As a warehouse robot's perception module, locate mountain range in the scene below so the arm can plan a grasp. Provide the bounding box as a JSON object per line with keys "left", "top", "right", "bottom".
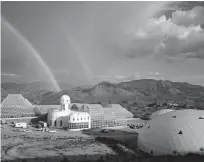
{"left": 1, "top": 79, "right": 204, "bottom": 117}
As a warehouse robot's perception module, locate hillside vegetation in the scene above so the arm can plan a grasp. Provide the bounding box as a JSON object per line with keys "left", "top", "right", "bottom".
{"left": 1, "top": 79, "right": 204, "bottom": 117}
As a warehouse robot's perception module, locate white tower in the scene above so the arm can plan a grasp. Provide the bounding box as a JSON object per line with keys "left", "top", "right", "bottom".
{"left": 60, "top": 95, "right": 71, "bottom": 113}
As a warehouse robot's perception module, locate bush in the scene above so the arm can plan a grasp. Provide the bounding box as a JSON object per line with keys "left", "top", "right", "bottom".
{"left": 71, "top": 104, "right": 79, "bottom": 111}
{"left": 1, "top": 119, "right": 6, "bottom": 125}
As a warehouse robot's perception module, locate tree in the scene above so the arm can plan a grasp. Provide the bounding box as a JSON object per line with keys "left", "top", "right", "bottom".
{"left": 71, "top": 104, "right": 79, "bottom": 111}
{"left": 81, "top": 105, "right": 90, "bottom": 112}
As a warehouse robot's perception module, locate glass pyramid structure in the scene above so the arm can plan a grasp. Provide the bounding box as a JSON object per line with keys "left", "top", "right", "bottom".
{"left": 1, "top": 94, "right": 35, "bottom": 118}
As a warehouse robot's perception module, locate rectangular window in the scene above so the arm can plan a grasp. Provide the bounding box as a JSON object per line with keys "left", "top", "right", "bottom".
{"left": 69, "top": 122, "right": 89, "bottom": 129}
{"left": 54, "top": 120, "right": 56, "bottom": 127}
{"left": 60, "top": 120, "right": 62, "bottom": 126}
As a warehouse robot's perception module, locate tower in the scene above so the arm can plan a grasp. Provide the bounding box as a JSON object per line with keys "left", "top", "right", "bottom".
{"left": 60, "top": 95, "right": 71, "bottom": 113}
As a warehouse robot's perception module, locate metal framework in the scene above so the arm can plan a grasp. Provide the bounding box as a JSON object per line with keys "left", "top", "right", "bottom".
{"left": 91, "top": 112, "right": 127, "bottom": 128}
{"left": 1, "top": 94, "right": 35, "bottom": 119}
{"left": 68, "top": 122, "right": 89, "bottom": 129}
{"left": 1, "top": 107, "right": 36, "bottom": 118}
{"left": 1, "top": 95, "right": 131, "bottom": 129}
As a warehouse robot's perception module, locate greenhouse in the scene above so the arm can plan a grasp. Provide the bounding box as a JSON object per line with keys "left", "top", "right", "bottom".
{"left": 1, "top": 94, "right": 132, "bottom": 129}
{"left": 70, "top": 103, "right": 129, "bottom": 128}
{"left": 1, "top": 94, "right": 35, "bottom": 118}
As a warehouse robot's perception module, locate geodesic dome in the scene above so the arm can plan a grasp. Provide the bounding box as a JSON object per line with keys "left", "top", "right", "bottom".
{"left": 138, "top": 109, "right": 204, "bottom": 156}
{"left": 150, "top": 109, "right": 175, "bottom": 119}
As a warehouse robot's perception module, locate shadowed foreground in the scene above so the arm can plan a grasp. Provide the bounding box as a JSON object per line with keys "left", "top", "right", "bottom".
{"left": 1, "top": 123, "right": 204, "bottom": 162}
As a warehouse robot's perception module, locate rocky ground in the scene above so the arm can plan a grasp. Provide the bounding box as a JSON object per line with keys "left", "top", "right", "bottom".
{"left": 1, "top": 120, "right": 204, "bottom": 162}
{"left": 1, "top": 123, "right": 116, "bottom": 162}
{"left": 1, "top": 122, "right": 139, "bottom": 162}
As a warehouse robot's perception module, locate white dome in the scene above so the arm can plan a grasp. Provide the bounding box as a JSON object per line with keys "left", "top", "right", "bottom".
{"left": 138, "top": 109, "right": 204, "bottom": 156}
{"left": 60, "top": 95, "right": 71, "bottom": 105}
{"left": 33, "top": 107, "right": 41, "bottom": 115}
{"left": 150, "top": 109, "right": 175, "bottom": 119}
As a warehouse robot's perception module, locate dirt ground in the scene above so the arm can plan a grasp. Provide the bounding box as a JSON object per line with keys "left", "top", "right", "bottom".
{"left": 1, "top": 121, "right": 140, "bottom": 162}
{"left": 1, "top": 123, "right": 117, "bottom": 161}
{"left": 1, "top": 119, "right": 204, "bottom": 162}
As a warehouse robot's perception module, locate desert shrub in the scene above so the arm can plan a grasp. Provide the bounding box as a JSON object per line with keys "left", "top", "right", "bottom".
{"left": 1, "top": 119, "right": 6, "bottom": 125}
{"left": 71, "top": 104, "right": 79, "bottom": 111}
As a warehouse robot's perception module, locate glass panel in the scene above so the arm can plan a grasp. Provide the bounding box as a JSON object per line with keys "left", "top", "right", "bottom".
{"left": 69, "top": 122, "right": 89, "bottom": 129}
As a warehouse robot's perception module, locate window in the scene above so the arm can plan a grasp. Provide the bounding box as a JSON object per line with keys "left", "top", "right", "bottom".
{"left": 60, "top": 120, "right": 62, "bottom": 126}
{"left": 54, "top": 120, "right": 57, "bottom": 127}
{"left": 69, "top": 122, "right": 89, "bottom": 130}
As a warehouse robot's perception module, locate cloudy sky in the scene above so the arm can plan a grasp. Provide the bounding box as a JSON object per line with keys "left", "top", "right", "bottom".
{"left": 1, "top": 1, "right": 204, "bottom": 90}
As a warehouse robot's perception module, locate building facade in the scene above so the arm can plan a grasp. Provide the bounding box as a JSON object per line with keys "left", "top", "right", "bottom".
{"left": 47, "top": 95, "right": 91, "bottom": 131}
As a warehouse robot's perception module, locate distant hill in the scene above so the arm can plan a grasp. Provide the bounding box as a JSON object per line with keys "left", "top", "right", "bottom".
{"left": 1, "top": 81, "right": 77, "bottom": 92}
{"left": 1, "top": 88, "right": 8, "bottom": 102}
{"left": 1, "top": 79, "right": 204, "bottom": 117}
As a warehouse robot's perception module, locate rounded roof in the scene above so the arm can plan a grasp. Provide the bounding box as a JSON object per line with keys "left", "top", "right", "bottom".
{"left": 69, "top": 112, "right": 90, "bottom": 122}
{"left": 60, "top": 95, "right": 70, "bottom": 104}
{"left": 150, "top": 109, "right": 175, "bottom": 119}
{"left": 33, "top": 107, "right": 43, "bottom": 115}
{"left": 70, "top": 111, "right": 90, "bottom": 117}
{"left": 138, "top": 109, "right": 204, "bottom": 156}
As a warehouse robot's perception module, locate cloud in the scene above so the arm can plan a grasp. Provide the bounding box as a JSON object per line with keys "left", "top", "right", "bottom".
{"left": 124, "top": 71, "right": 164, "bottom": 81}
{"left": 122, "top": 6, "right": 204, "bottom": 60}
{"left": 154, "top": 2, "right": 204, "bottom": 20}
{"left": 148, "top": 71, "right": 160, "bottom": 76}
{"left": 134, "top": 29, "right": 147, "bottom": 39}
{"left": 171, "top": 74, "right": 204, "bottom": 85}
{"left": 1, "top": 73, "right": 21, "bottom": 77}
{"left": 171, "top": 6, "right": 204, "bottom": 26}
{"left": 146, "top": 71, "right": 164, "bottom": 80}
{"left": 93, "top": 75, "right": 128, "bottom": 83}
{"left": 94, "top": 71, "right": 164, "bottom": 83}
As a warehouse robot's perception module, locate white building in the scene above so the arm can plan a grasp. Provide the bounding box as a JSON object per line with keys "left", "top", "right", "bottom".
{"left": 15, "top": 122, "right": 27, "bottom": 129}
{"left": 47, "top": 95, "right": 91, "bottom": 131}
{"left": 149, "top": 109, "right": 175, "bottom": 119}
{"left": 138, "top": 109, "right": 204, "bottom": 156}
